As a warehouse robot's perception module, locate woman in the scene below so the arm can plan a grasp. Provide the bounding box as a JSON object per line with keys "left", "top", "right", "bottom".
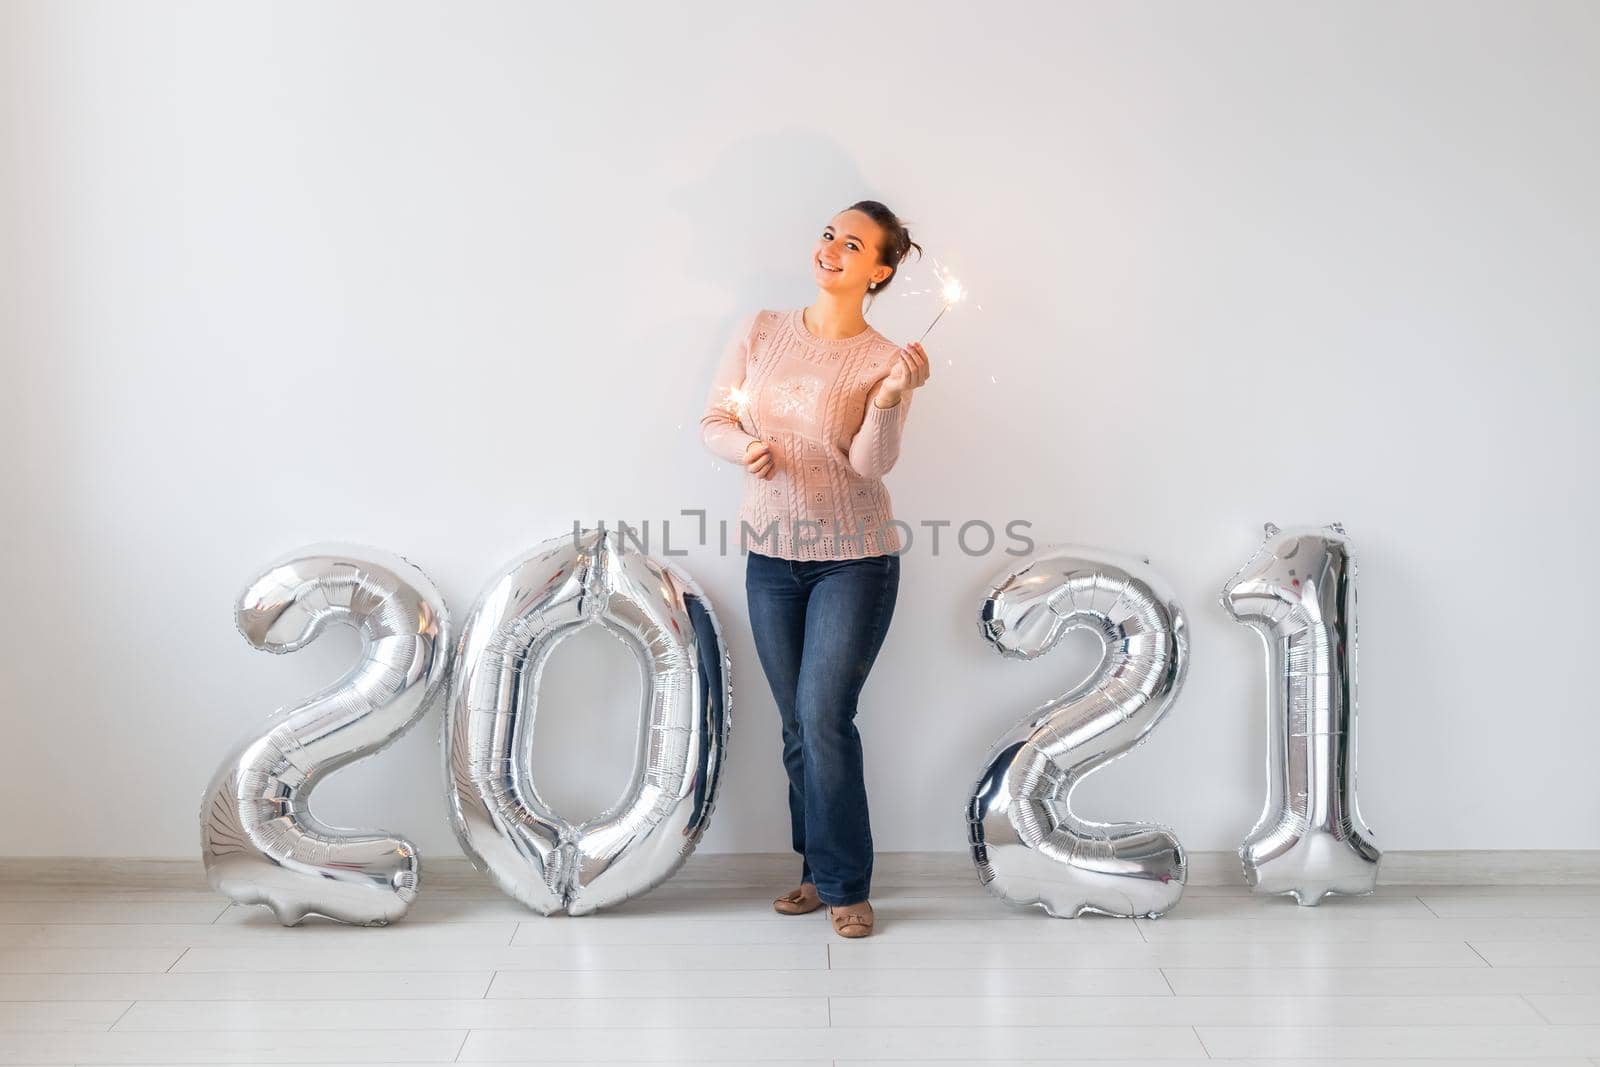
{"left": 698, "top": 200, "right": 931, "bottom": 938}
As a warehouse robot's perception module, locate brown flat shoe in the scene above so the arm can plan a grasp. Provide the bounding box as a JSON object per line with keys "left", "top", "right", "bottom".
{"left": 773, "top": 883, "right": 823, "bottom": 915}
{"left": 829, "top": 900, "right": 875, "bottom": 938}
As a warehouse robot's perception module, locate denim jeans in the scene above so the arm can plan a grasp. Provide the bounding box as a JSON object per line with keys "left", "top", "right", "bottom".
{"left": 744, "top": 549, "right": 900, "bottom": 906}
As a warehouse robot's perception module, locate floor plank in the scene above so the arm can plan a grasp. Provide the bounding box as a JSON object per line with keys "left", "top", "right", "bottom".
{"left": 114, "top": 996, "right": 828, "bottom": 1031}
{"left": 1138, "top": 916, "right": 1600, "bottom": 943}
{"left": 172, "top": 943, "right": 829, "bottom": 973}
{"left": 0, "top": 949, "right": 183, "bottom": 974}
{"left": 508, "top": 915, "right": 1144, "bottom": 946}
{"left": 1165, "top": 965, "right": 1600, "bottom": 996}
{"left": 840, "top": 1061, "right": 1593, "bottom": 1067}
{"left": 1473, "top": 940, "right": 1600, "bottom": 966}
{"left": 1528, "top": 995, "right": 1600, "bottom": 1023}
{"left": 0, "top": 1027, "right": 467, "bottom": 1063}
{"left": 1197, "top": 1023, "right": 1600, "bottom": 1059}
{"left": 0, "top": 1000, "right": 129, "bottom": 1031}
{"left": 458, "top": 1024, "right": 1209, "bottom": 1060}
{"left": 0, "top": 902, "right": 229, "bottom": 925}
{"left": 0, "top": 922, "right": 523, "bottom": 949}
{"left": 486, "top": 967, "right": 1173, "bottom": 998}
{"left": 0, "top": 971, "right": 493, "bottom": 1001}
{"left": 1420, "top": 893, "right": 1600, "bottom": 917}
{"left": 827, "top": 940, "right": 1490, "bottom": 969}
{"left": 826, "top": 993, "right": 1542, "bottom": 1027}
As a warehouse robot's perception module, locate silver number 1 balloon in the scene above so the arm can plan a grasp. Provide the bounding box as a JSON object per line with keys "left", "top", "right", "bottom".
{"left": 444, "top": 527, "right": 731, "bottom": 915}
{"left": 200, "top": 545, "right": 452, "bottom": 925}
{"left": 1222, "top": 522, "right": 1380, "bottom": 904}
{"left": 967, "top": 547, "right": 1190, "bottom": 918}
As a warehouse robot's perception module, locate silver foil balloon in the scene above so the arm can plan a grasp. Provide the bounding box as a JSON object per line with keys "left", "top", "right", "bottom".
{"left": 444, "top": 527, "right": 731, "bottom": 916}
{"left": 967, "top": 547, "right": 1190, "bottom": 918}
{"left": 200, "top": 545, "right": 451, "bottom": 926}
{"left": 1223, "top": 522, "right": 1380, "bottom": 905}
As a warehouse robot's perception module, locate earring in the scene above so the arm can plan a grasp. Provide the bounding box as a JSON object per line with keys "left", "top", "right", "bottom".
{"left": 869, "top": 281, "right": 877, "bottom": 290}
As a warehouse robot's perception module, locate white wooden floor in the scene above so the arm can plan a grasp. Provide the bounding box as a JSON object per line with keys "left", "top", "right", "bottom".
{"left": 1, "top": 871, "right": 1598, "bottom": 1065}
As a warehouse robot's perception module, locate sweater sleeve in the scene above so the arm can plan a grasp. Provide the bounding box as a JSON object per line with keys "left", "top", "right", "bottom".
{"left": 846, "top": 386, "right": 913, "bottom": 479}
{"left": 698, "top": 312, "right": 763, "bottom": 465}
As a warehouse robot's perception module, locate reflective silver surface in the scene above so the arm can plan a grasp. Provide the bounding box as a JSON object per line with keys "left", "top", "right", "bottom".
{"left": 444, "top": 527, "right": 731, "bottom": 916}
{"left": 200, "top": 545, "right": 452, "bottom": 926}
{"left": 1222, "top": 522, "right": 1380, "bottom": 905}
{"left": 967, "top": 547, "right": 1190, "bottom": 918}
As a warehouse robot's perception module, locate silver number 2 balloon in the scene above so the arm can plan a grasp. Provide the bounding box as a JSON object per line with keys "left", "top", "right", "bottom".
{"left": 967, "top": 547, "right": 1190, "bottom": 918}
{"left": 444, "top": 527, "right": 731, "bottom": 915}
{"left": 200, "top": 545, "right": 452, "bottom": 926}
{"left": 1222, "top": 522, "right": 1380, "bottom": 904}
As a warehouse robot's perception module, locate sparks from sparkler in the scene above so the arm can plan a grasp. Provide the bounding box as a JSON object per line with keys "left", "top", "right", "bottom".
{"left": 718, "top": 384, "right": 752, "bottom": 422}
{"left": 901, "top": 255, "right": 978, "bottom": 342}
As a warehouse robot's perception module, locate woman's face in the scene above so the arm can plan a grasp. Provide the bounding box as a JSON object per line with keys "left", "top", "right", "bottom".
{"left": 811, "top": 209, "right": 890, "bottom": 295}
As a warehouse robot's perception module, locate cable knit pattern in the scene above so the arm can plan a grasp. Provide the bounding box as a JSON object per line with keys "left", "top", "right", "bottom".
{"left": 700, "top": 308, "right": 914, "bottom": 560}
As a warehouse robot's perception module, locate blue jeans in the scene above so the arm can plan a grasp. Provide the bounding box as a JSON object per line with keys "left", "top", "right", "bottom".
{"left": 744, "top": 549, "right": 900, "bottom": 906}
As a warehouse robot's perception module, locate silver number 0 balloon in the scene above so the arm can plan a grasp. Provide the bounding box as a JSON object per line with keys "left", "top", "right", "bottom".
{"left": 200, "top": 545, "right": 452, "bottom": 926}
{"left": 967, "top": 547, "right": 1190, "bottom": 918}
{"left": 444, "top": 527, "right": 731, "bottom": 915}
{"left": 1223, "top": 522, "right": 1380, "bottom": 904}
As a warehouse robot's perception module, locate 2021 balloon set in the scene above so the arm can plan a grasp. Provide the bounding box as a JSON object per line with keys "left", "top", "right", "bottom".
{"left": 200, "top": 522, "right": 1379, "bottom": 926}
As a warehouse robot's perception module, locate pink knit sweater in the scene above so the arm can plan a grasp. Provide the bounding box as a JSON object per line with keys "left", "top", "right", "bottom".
{"left": 699, "top": 308, "right": 914, "bottom": 560}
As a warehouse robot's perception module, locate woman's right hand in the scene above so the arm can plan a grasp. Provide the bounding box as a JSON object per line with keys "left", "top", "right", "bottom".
{"left": 744, "top": 440, "right": 776, "bottom": 479}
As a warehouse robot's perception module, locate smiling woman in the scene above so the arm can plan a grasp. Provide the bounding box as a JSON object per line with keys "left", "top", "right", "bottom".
{"left": 698, "top": 199, "right": 932, "bottom": 939}
{"left": 699, "top": 203, "right": 930, "bottom": 561}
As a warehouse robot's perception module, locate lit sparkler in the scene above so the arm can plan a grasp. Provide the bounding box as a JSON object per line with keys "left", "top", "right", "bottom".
{"left": 903, "top": 256, "right": 976, "bottom": 342}
{"left": 718, "top": 384, "right": 751, "bottom": 422}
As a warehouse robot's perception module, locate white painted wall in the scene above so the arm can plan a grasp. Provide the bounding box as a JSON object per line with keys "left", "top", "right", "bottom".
{"left": 4, "top": 1, "right": 1596, "bottom": 860}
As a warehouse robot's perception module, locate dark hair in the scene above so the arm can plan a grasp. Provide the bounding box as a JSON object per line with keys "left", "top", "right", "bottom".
{"left": 845, "top": 199, "right": 922, "bottom": 298}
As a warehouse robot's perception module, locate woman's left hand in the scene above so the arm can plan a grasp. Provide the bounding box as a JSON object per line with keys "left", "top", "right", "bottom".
{"left": 874, "top": 341, "right": 931, "bottom": 406}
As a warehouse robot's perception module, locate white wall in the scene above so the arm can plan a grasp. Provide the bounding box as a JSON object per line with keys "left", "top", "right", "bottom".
{"left": 3, "top": 0, "right": 1596, "bottom": 860}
